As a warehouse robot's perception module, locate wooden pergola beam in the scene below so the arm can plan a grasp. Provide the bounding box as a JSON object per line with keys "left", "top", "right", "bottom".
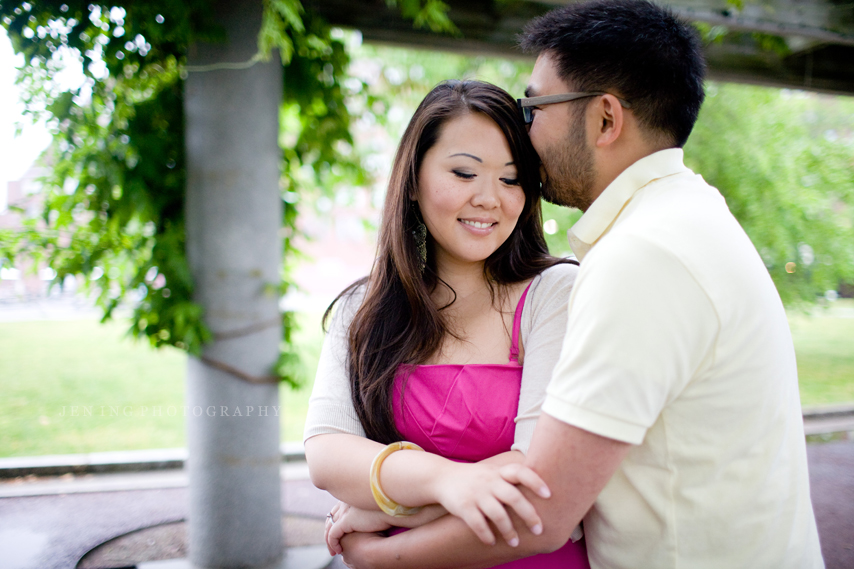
{"left": 306, "top": 0, "right": 854, "bottom": 95}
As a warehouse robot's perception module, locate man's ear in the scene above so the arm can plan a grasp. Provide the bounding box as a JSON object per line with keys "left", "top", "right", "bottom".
{"left": 594, "top": 94, "right": 624, "bottom": 148}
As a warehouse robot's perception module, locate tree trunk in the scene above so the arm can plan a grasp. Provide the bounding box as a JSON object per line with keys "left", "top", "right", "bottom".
{"left": 184, "top": 0, "right": 284, "bottom": 566}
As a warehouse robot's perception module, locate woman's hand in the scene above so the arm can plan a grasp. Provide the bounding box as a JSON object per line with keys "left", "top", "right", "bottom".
{"left": 429, "top": 460, "right": 550, "bottom": 548}
{"left": 326, "top": 501, "right": 392, "bottom": 556}
{"left": 327, "top": 502, "right": 451, "bottom": 556}
{"left": 339, "top": 531, "right": 387, "bottom": 569}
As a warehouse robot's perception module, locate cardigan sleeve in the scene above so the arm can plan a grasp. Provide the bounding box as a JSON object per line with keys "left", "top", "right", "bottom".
{"left": 512, "top": 262, "right": 579, "bottom": 455}
{"left": 303, "top": 287, "right": 367, "bottom": 441}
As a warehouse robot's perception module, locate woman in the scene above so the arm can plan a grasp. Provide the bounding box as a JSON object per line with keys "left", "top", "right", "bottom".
{"left": 304, "top": 80, "right": 586, "bottom": 568}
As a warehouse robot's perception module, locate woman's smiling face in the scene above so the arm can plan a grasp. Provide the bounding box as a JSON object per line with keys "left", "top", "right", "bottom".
{"left": 416, "top": 112, "right": 526, "bottom": 272}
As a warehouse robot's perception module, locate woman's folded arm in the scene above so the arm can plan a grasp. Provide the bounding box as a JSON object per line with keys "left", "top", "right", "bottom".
{"left": 306, "top": 433, "right": 548, "bottom": 547}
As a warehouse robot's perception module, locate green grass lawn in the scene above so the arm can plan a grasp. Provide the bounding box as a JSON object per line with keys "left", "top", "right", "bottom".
{"left": 1, "top": 302, "right": 852, "bottom": 457}
{"left": 0, "top": 313, "right": 326, "bottom": 457}
{"left": 788, "top": 300, "right": 854, "bottom": 405}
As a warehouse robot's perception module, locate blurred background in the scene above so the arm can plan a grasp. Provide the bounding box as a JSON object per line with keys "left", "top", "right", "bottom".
{"left": 1, "top": 2, "right": 852, "bottom": 458}
{"left": 1, "top": 3, "right": 853, "bottom": 567}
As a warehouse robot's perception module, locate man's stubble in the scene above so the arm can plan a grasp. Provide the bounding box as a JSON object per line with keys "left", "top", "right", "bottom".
{"left": 539, "top": 107, "right": 596, "bottom": 212}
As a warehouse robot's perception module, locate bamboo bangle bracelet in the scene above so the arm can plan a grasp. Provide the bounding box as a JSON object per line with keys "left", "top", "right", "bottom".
{"left": 369, "top": 441, "right": 424, "bottom": 517}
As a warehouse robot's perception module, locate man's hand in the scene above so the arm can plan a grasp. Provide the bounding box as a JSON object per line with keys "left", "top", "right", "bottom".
{"left": 428, "top": 460, "right": 550, "bottom": 547}
{"left": 518, "top": 414, "right": 632, "bottom": 548}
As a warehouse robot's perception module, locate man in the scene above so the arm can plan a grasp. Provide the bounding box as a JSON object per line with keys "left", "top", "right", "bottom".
{"left": 518, "top": 0, "right": 823, "bottom": 567}
{"left": 337, "top": 1, "right": 823, "bottom": 567}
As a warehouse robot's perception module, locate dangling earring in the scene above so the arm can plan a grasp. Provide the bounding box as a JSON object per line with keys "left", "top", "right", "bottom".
{"left": 413, "top": 221, "right": 427, "bottom": 273}
{"left": 411, "top": 202, "right": 427, "bottom": 273}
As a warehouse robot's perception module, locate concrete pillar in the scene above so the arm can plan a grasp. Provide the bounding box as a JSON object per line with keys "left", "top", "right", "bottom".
{"left": 184, "top": 0, "right": 284, "bottom": 566}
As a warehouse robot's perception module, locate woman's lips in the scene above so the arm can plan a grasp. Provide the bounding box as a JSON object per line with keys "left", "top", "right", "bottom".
{"left": 459, "top": 219, "right": 497, "bottom": 229}
{"left": 458, "top": 218, "right": 497, "bottom": 234}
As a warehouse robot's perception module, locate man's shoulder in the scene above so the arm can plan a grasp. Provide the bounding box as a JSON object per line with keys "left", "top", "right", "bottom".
{"left": 632, "top": 170, "right": 725, "bottom": 222}
{"left": 590, "top": 170, "right": 778, "bottom": 319}
{"left": 607, "top": 172, "right": 740, "bottom": 255}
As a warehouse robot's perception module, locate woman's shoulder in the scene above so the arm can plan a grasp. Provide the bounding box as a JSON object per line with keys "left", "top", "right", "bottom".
{"left": 338, "top": 281, "right": 368, "bottom": 308}
{"left": 325, "top": 280, "right": 368, "bottom": 330}
{"left": 527, "top": 261, "right": 579, "bottom": 308}
{"left": 533, "top": 260, "right": 579, "bottom": 289}
{"left": 538, "top": 260, "right": 579, "bottom": 280}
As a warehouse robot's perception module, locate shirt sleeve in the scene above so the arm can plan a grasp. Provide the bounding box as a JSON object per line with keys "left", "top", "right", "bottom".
{"left": 512, "top": 263, "right": 579, "bottom": 455}
{"left": 303, "top": 288, "right": 367, "bottom": 441}
{"left": 542, "top": 235, "right": 718, "bottom": 445}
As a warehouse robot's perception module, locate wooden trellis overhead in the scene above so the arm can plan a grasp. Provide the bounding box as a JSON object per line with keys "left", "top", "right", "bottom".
{"left": 306, "top": 0, "right": 854, "bottom": 95}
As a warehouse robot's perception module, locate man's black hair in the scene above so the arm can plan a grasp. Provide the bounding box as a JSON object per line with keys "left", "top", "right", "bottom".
{"left": 520, "top": 0, "right": 706, "bottom": 148}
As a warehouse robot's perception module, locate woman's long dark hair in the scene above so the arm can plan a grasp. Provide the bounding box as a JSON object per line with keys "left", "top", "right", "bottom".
{"left": 326, "top": 80, "right": 572, "bottom": 443}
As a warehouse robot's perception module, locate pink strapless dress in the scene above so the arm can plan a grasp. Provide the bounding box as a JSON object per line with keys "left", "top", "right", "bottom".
{"left": 391, "top": 284, "right": 589, "bottom": 569}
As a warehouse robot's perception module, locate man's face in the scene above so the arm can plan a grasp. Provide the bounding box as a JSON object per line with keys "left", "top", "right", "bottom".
{"left": 527, "top": 53, "right": 596, "bottom": 211}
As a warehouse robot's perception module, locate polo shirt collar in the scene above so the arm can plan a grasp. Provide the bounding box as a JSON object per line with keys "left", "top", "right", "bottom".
{"left": 567, "top": 148, "right": 689, "bottom": 261}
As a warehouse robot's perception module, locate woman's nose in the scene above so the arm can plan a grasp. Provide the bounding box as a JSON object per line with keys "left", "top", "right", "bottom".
{"left": 470, "top": 180, "right": 500, "bottom": 209}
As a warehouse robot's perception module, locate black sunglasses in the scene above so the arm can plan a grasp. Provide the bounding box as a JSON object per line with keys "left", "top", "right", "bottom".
{"left": 516, "top": 92, "right": 632, "bottom": 125}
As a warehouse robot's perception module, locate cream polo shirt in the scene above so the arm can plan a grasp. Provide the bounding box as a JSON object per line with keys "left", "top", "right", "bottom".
{"left": 544, "top": 149, "right": 823, "bottom": 569}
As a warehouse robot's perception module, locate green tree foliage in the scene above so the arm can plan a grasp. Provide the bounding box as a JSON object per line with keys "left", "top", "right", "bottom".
{"left": 0, "top": 0, "right": 453, "bottom": 386}
{"left": 352, "top": 43, "right": 530, "bottom": 134}
{"left": 2, "top": 1, "right": 852, "bottom": 389}
{"left": 537, "top": 84, "right": 854, "bottom": 306}
{"left": 307, "top": 42, "right": 854, "bottom": 307}
{"left": 684, "top": 83, "right": 854, "bottom": 305}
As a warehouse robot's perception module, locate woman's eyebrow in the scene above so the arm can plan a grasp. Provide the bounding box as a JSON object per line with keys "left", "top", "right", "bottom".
{"left": 449, "top": 152, "right": 483, "bottom": 163}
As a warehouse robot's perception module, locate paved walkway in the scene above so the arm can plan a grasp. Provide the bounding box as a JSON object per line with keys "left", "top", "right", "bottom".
{"left": 1, "top": 299, "right": 851, "bottom": 566}
{"left": 1, "top": 440, "right": 852, "bottom": 569}
{"left": 806, "top": 439, "right": 854, "bottom": 568}
{"left": 0, "top": 463, "right": 336, "bottom": 569}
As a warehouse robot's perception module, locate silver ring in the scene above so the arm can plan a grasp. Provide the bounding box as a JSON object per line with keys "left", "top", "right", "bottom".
{"left": 326, "top": 512, "right": 334, "bottom": 522}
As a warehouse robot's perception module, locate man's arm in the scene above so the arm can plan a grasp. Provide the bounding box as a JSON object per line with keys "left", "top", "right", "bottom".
{"left": 339, "top": 413, "right": 630, "bottom": 569}
{"left": 522, "top": 413, "right": 631, "bottom": 546}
